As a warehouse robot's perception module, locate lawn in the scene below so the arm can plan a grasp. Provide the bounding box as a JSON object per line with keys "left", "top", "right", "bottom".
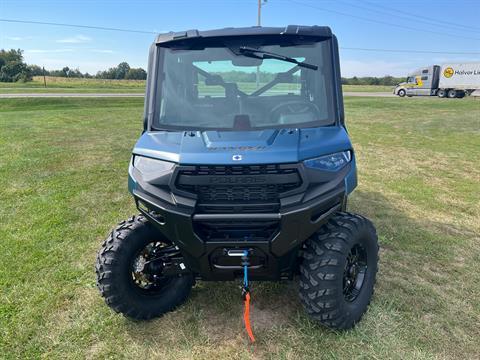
{"left": 342, "top": 84, "right": 393, "bottom": 93}
{"left": 0, "top": 77, "right": 393, "bottom": 94}
{"left": 0, "top": 77, "right": 146, "bottom": 93}
{"left": 0, "top": 96, "right": 479, "bottom": 359}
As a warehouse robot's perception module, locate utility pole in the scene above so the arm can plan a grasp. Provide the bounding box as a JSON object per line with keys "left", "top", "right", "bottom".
{"left": 42, "top": 66, "right": 47, "bottom": 88}
{"left": 257, "top": 0, "right": 262, "bottom": 26}
{"left": 256, "top": 0, "right": 267, "bottom": 88}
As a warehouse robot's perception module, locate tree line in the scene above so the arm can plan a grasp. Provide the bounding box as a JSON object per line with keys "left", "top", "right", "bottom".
{"left": 0, "top": 49, "right": 147, "bottom": 82}
{"left": 29, "top": 61, "right": 147, "bottom": 80}
{"left": 341, "top": 76, "right": 404, "bottom": 86}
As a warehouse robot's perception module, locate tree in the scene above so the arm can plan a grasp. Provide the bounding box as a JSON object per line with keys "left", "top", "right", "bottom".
{"left": 125, "top": 67, "right": 147, "bottom": 80}
{"left": 0, "top": 49, "right": 32, "bottom": 82}
{"left": 68, "top": 68, "right": 83, "bottom": 78}
{"left": 96, "top": 65, "right": 118, "bottom": 79}
{"left": 115, "top": 62, "right": 131, "bottom": 79}
{"left": 95, "top": 62, "right": 147, "bottom": 80}
{"left": 62, "top": 66, "right": 70, "bottom": 77}
{"left": 28, "top": 64, "right": 47, "bottom": 76}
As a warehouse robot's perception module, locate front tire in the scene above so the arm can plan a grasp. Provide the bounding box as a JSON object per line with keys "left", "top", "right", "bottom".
{"left": 299, "top": 212, "right": 378, "bottom": 329}
{"left": 96, "top": 215, "right": 194, "bottom": 320}
{"left": 397, "top": 89, "right": 406, "bottom": 97}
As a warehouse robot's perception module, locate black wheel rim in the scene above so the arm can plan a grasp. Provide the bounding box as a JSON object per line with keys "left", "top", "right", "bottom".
{"left": 343, "top": 244, "right": 368, "bottom": 302}
{"left": 130, "top": 241, "right": 176, "bottom": 294}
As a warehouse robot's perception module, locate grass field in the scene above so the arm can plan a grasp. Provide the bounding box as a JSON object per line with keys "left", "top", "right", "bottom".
{"left": 342, "top": 84, "right": 393, "bottom": 93}
{"left": 1, "top": 96, "right": 479, "bottom": 359}
{"left": 0, "top": 77, "right": 393, "bottom": 94}
{"left": 0, "top": 77, "right": 146, "bottom": 93}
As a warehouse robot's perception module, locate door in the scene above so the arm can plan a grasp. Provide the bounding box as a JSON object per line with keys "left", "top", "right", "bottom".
{"left": 405, "top": 76, "right": 417, "bottom": 96}
{"left": 412, "top": 68, "right": 434, "bottom": 96}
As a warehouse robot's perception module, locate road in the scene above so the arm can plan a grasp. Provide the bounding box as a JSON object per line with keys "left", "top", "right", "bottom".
{"left": 0, "top": 92, "right": 395, "bottom": 98}
{"left": 0, "top": 93, "right": 145, "bottom": 98}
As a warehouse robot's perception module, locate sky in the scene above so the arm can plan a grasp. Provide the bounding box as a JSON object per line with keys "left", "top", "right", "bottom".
{"left": 1, "top": 0, "right": 479, "bottom": 77}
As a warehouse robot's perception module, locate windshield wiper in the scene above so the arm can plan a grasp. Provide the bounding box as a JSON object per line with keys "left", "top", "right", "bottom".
{"left": 238, "top": 46, "right": 318, "bottom": 70}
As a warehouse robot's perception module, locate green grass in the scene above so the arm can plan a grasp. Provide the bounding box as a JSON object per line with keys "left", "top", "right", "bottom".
{"left": 0, "top": 77, "right": 393, "bottom": 94}
{"left": 0, "top": 97, "right": 479, "bottom": 359}
{"left": 343, "top": 84, "right": 394, "bottom": 93}
{"left": 0, "top": 76, "right": 146, "bottom": 93}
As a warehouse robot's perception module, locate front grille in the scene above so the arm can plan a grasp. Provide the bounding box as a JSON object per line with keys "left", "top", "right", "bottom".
{"left": 180, "top": 164, "right": 297, "bottom": 176}
{"left": 199, "top": 184, "right": 282, "bottom": 202}
{"left": 176, "top": 164, "right": 302, "bottom": 214}
{"left": 177, "top": 164, "right": 300, "bottom": 241}
{"left": 193, "top": 219, "right": 279, "bottom": 242}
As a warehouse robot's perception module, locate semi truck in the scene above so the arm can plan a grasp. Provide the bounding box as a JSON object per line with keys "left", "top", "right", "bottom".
{"left": 394, "top": 62, "right": 480, "bottom": 98}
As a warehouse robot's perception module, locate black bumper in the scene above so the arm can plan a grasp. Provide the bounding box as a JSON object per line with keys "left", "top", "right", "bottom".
{"left": 131, "top": 163, "right": 348, "bottom": 281}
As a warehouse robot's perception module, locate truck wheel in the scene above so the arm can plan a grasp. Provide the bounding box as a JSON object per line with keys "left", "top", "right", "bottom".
{"left": 298, "top": 212, "right": 378, "bottom": 329}
{"left": 447, "top": 89, "right": 457, "bottom": 98}
{"left": 96, "top": 215, "right": 194, "bottom": 320}
{"left": 397, "top": 89, "right": 406, "bottom": 97}
{"left": 437, "top": 89, "right": 447, "bottom": 98}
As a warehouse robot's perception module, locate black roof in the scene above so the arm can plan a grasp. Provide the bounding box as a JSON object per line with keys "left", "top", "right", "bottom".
{"left": 155, "top": 25, "right": 332, "bottom": 46}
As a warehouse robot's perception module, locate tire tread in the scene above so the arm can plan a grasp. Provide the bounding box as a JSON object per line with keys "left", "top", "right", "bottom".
{"left": 299, "top": 212, "right": 379, "bottom": 329}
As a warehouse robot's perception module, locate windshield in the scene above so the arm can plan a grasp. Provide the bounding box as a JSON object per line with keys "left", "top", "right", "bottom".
{"left": 153, "top": 40, "right": 336, "bottom": 131}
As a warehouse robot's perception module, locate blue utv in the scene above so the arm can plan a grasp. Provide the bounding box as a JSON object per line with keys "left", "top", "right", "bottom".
{"left": 96, "top": 25, "right": 379, "bottom": 330}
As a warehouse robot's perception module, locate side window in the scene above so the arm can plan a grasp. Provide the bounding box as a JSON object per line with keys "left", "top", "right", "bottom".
{"left": 422, "top": 69, "right": 429, "bottom": 74}
{"left": 421, "top": 76, "right": 428, "bottom": 81}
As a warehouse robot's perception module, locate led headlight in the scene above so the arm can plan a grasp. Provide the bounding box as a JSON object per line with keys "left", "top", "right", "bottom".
{"left": 304, "top": 151, "right": 351, "bottom": 171}
{"left": 133, "top": 156, "right": 175, "bottom": 174}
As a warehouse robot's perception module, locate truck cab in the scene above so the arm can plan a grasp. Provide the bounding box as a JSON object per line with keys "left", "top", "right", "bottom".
{"left": 394, "top": 65, "right": 440, "bottom": 97}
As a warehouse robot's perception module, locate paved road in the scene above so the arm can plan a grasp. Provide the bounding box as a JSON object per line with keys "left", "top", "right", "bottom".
{"left": 0, "top": 92, "right": 395, "bottom": 98}
{"left": 0, "top": 92, "right": 145, "bottom": 98}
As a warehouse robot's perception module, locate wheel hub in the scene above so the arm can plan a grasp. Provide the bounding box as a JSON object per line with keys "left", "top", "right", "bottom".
{"left": 131, "top": 242, "right": 175, "bottom": 291}
{"left": 343, "top": 244, "right": 368, "bottom": 302}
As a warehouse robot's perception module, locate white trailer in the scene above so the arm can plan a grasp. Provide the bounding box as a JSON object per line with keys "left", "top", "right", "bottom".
{"left": 394, "top": 62, "right": 480, "bottom": 98}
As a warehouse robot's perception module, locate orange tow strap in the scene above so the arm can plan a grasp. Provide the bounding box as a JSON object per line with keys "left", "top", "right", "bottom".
{"left": 242, "top": 250, "right": 255, "bottom": 343}
{"left": 243, "top": 291, "right": 255, "bottom": 342}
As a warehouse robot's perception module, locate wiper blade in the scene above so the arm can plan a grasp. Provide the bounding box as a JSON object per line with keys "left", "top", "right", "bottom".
{"left": 238, "top": 46, "right": 318, "bottom": 70}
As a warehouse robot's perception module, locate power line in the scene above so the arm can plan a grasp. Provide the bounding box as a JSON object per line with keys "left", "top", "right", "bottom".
{"left": 340, "top": 47, "right": 480, "bottom": 55}
{"left": 287, "top": 0, "right": 480, "bottom": 41}
{"left": 335, "top": 0, "right": 480, "bottom": 35}
{"left": 1, "top": 18, "right": 479, "bottom": 56}
{"left": 0, "top": 18, "right": 156, "bottom": 34}
{"left": 362, "top": 0, "right": 480, "bottom": 32}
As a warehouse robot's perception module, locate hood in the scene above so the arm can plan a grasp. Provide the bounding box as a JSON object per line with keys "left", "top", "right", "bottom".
{"left": 133, "top": 127, "right": 352, "bottom": 165}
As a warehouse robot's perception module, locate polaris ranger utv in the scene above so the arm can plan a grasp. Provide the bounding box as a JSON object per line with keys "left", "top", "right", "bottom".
{"left": 96, "top": 25, "right": 379, "bottom": 330}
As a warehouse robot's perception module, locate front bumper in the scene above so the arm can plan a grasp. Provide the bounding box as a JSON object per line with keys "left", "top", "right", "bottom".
{"left": 129, "top": 161, "right": 351, "bottom": 280}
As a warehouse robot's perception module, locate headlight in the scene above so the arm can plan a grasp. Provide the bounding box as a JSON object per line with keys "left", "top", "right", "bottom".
{"left": 304, "top": 151, "right": 351, "bottom": 171}
{"left": 133, "top": 156, "right": 175, "bottom": 174}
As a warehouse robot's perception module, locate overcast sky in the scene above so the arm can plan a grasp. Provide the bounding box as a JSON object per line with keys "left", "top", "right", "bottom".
{"left": 1, "top": 0, "right": 479, "bottom": 77}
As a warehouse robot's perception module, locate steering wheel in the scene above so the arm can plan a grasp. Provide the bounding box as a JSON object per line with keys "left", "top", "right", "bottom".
{"left": 268, "top": 101, "right": 320, "bottom": 124}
